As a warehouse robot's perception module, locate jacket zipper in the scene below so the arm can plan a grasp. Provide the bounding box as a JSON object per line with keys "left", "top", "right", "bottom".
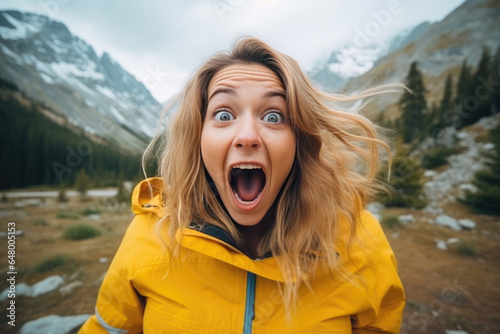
{"left": 243, "top": 272, "right": 256, "bottom": 334}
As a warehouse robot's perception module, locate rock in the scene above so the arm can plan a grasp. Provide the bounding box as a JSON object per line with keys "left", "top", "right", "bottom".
{"left": 94, "top": 272, "right": 107, "bottom": 286}
{"left": 435, "top": 215, "right": 462, "bottom": 231}
{"left": 24, "top": 198, "right": 43, "bottom": 206}
{"left": 31, "top": 275, "right": 65, "bottom": 297}
{"left": 1, "top": 282, "right": 33, "bottom": 301}
{"left": 0, "top": 230, "right": 24, "bottom": 238}
{"left": 445, "top": 330, "right": 470, "bottom": 334}
{"left": 99, "top": 257, "right": 109, "bottom": 263}
{"left": 17, "top": 282, "right": 33, "bottom": 297}
{"left": 14, "top": 201, "right": 27, "bottom": 208}
{"left": 456, "top": 132, "right": 469, "bottom": 139}
{"left": 398, "top": 214, "right": 414, "bottom": 225}
{"left": 446, "top": 238, "right": 461, "bottom": 244}
{"left": 436, "top": 240, "right": 447, "bottom": 250}
{"left": 483, "top": 142, "right": 494, "bottom": 150}
{"left": 373, "top": 213, "right": 383, "bottom": 222}
{"left": 459, "top": 183, "right": 477, "bottom": 193}
{"left": 20, "top": 314, "right": 92, "bottom": 334}
{"left": 88, "top": 214, "right": 101, "bottom": 220}
{"left": 424, "top": 170, "right": 437, "bottom": 177}
{"left": 458, "top": 219, "right": 476, "bottom": 229}
{"left": 391, "top": 232, "right": 399, "bottom": 239}
{"left": 366, "top": 202, "right": 384, "bottom": 214}
{"left": 59, "top": 280, "right": 83, "bottom": 295}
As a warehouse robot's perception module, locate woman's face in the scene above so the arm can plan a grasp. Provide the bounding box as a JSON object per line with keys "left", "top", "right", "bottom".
{"left": 201, "top": 63, "right": 296, "bottom": 226}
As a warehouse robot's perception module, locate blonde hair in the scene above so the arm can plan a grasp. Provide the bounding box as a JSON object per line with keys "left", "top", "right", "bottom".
{"left": 145, "top": 37, "right": 394, "bottom": 313}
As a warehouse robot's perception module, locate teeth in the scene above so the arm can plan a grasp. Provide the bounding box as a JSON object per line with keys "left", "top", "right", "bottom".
{"left": 232, "top": 164, "right": 262, "bottom": 169}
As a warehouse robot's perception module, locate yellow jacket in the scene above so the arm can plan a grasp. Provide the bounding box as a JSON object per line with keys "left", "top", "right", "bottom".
{"left": 79, "top": 178, "right": 405, "bottom": 334}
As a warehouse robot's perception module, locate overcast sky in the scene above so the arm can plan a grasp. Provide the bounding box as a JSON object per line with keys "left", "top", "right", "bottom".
{"left": 1, "top": 0, "right": 465, "bottom": 102}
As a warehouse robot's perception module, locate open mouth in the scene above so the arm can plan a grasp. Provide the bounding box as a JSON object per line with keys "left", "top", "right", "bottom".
{"left": 229, "top": 164, "right": 266, "bottom": 203}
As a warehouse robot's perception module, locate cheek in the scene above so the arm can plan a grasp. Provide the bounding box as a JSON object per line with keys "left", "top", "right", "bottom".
{"left": 269, "top": 131, "right": 296, "bottom": 181}
{"left": 201, "top": 128, "right": 227, "bottom": 182}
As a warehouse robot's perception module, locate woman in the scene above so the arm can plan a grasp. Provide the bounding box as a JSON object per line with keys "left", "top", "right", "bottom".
{"left": 79, "top": 37, "right": 405, "bottom": 333}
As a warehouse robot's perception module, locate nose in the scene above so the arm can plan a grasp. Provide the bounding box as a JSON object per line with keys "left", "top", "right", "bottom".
{"left": 234, "top": 116, "right": 262, "bottom": 149}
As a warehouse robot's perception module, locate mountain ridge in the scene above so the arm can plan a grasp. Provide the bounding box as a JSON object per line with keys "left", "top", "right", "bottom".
{"left": 0, "top": 10, "right": 162, "bottom": 151}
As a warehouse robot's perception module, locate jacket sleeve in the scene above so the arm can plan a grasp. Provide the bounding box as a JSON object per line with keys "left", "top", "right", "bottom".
{"left": 350, "top": 210, "right": 406, "bottom": 334}
{"left": 78, "top": 215, "right": 147, "bottom": 334}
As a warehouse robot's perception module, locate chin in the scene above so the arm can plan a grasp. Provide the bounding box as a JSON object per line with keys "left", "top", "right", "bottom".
{"left": 229, "top": 213, "right": 264, "bottom": 227}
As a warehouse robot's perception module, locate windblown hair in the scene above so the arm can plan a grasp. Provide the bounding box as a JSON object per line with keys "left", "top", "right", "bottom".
{"left": 145, "top": 37, "right": 395, "bottom": 312}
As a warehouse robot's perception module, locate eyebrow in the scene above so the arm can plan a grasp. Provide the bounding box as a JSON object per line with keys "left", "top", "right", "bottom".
{"left": 208, "top": 88, "right": 286, "bottom": 101}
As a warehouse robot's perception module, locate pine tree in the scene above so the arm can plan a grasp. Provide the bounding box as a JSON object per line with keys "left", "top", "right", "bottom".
{"left": 115, "top": 172, "right": 130, "bottom": 204}
{"left": 454, "top": 60, "right": 473, "bottom": 128}
{"left": 58, "top": 182, "right": 69, "bottom": 203}
{"left": 74, "top": 169, "right": 91, "bottom": 198}
{"left": 461, "top": 123, "right": 500, "bottom": 214}
{"left": 458, "top": 47, "right": 493, "bottom": 127}
{"left": 377, "top": 145, "right": 428, "bottom": 209}
{"left": 439, "top": 74, "right": 454, "bottom": 127}
{"left": 491, "top": 45, "right": 500, "bottom": 112}
{"left": 400, "top": 62, "right": 427, "bottom": 143}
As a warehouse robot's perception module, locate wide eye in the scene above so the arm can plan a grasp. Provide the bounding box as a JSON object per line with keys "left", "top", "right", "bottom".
{"left": 263, "top": 111, "right": 283, "bottom": 123}
{"left": 214, "top": 110, "right": 235, "bottom": 122}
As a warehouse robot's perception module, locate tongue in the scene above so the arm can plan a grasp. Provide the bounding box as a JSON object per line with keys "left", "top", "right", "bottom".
{"left": 233, "top": 169, "right": 265, "bottom": 202}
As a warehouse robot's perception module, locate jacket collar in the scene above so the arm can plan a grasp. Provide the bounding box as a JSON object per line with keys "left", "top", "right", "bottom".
{"left": 132, "top": 178, "right": 286, "bottom": 282}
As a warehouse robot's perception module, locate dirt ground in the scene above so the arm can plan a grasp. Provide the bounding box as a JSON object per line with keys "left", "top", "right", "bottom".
{"left": 0, "top": 195, "right": 499, "bottom": 334}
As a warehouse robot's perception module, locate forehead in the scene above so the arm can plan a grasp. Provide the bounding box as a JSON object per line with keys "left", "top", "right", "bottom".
{"left": 208, "top": 63, "right": 284, "bottom": 97}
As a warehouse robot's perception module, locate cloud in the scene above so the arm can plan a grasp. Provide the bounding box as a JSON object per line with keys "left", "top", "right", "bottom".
{"left": 1, "top": 0, "right": 465, "bottom": 101}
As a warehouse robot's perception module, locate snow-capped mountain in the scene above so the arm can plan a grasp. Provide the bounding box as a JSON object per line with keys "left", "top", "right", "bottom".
{"left": 0, "top": 10, "right": 162, "bottom": 151}
{"left": 342, "top": 0, "right": 500, "bottom": 115}
{"left": 309, "top": 43, "right": 385, "bottom": 93}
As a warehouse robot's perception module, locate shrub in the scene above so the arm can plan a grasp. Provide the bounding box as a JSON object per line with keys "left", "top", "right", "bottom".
{"left": 63, "top": 224, "right": 101, "bottom": 240}
{"left": 456, "top": 242, "right": 476, "bottom": 256}
{"left": 56, "top": 211, "right": 82, "bottom": 220}
{"left": 82, "top": 207, "right": 101, "bottom": 215}
{"left": 382, "top": 216, "right": 401, "bottom": 229}
{"left": 33, "top": 219, "right": 49, "bottom": 226}
{"left": 33, "top": 254, "right": 71, "bottom": 273}
{"left": 421, "top": 146, "right": 459, "bottom": 169}
{"left": 377, "top": 146, "right": 428, "bottom": 209}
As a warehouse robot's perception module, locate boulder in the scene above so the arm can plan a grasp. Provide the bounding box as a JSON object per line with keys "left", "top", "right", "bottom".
{"left": 366, "top": 202, "right": 384, "bottom": 214}
{"left": 446, "top": 238, "right": 461, "bottom": 244}
{"left": 0, "top": 282, "right": 32, "bottom": 301}
{"left": 398, "top": 214, "right": 414, "bottom": 225}
{"left": 436, "top": 240, "right": 447, "bottom": 250}
{"left": 435, "top": 215, "right": 462, "bottom": 231}
{"left": 20, "top": 314, "right": 91, "bottom": 334}
{"left": 458, "top": 219, "right": 476, "bottom": 229}
{"left": 31, "top": 275, "right": 65, "bottom": 297}
{"left": 59, "top": 281, "right": 83, "bottom": 295}
{"left": 424, "top": 170, "right": 437, "bottom": 177}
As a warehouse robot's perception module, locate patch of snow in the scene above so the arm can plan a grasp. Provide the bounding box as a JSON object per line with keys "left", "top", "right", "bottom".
{"left": 96, "top": 85, "right": 116, "bottom": 99}
{"left": 0, "top": 44, "right": 23, "bottom": 63}
{"left": 40, "top": 72, "right": 55, "bottom": 84}
{"left": 108, "top": 106, "right": 126, "bottom": 123}
{"left": 328, "top": 45, "right": 383, "bottom": 78}
{"left": 0, "top": 12, "right": 45, "bottom": 40}
{"left": 50, "top": 62, "right": 104, "bottom": 81}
